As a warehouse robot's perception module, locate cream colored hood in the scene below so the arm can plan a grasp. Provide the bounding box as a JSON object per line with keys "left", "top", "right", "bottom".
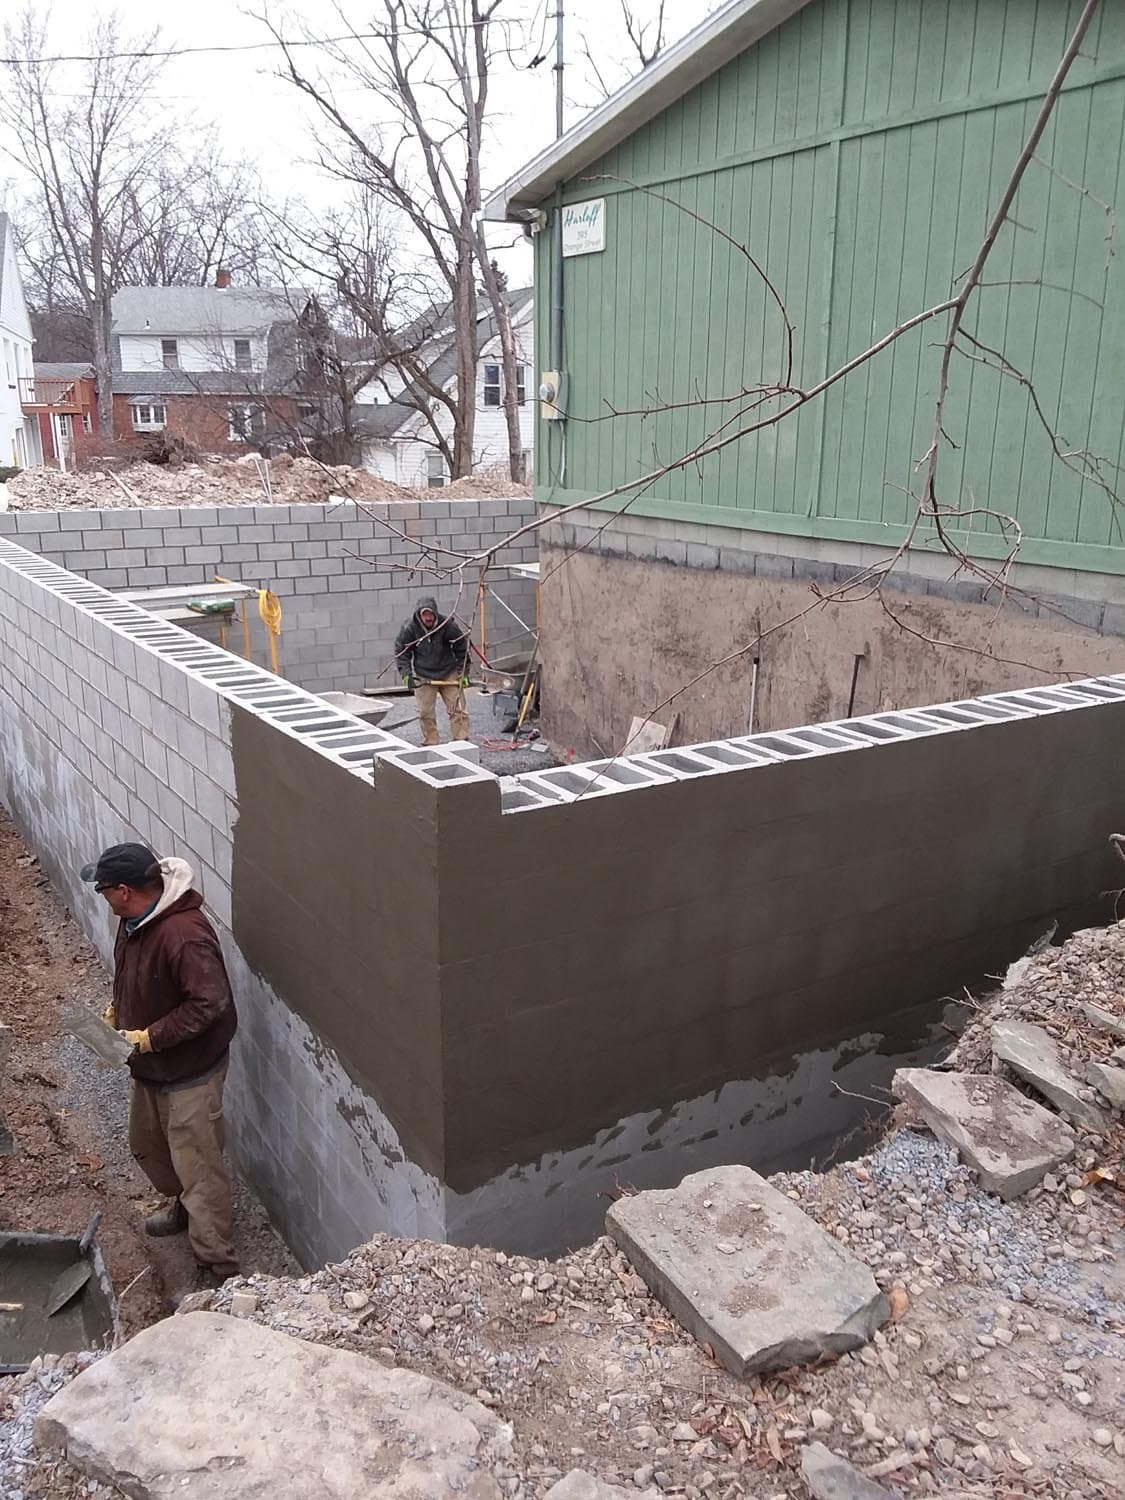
{"left": 134, "top": 856, "right": 195, "bottom": 929}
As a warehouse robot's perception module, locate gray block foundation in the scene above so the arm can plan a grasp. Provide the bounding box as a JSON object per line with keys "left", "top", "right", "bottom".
{"left": 2, "top": 536, "right": 1125, "bottom": 1262}
{"left": 0, "top": 498, "right": 538, "bottom": 696}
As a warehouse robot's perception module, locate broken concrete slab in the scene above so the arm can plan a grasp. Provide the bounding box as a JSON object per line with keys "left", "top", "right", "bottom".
{"left": 1087, "top": 1060, "right": 1125, "bottom": 1110}
{"left": 991, "top": 1020, "right": 1109, "bottom": 1133}
{"left": 893, "top": 1068, "right": 1075, "bottom": 1200}
{"left": 799, "top": 1443, "right": 896, "bottom": 1499}
{"left": 35, "top": 1311, "right": 509, "bottom": 1500}
{"left": 1079, "top": 1002, "right": 1125, "bottom": 1042}
{"left": 605, "top": 1165, "right": 887, "bottom": 1378}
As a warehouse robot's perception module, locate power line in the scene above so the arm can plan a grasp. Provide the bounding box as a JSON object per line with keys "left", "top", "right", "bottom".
{"left": 0, "top": 17, "right": 534, "bottom": 68}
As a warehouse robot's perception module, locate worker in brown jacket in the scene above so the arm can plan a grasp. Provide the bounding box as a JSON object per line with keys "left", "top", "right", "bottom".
{"left": 81, "top": 843, "right": 239, "bottom": 1286}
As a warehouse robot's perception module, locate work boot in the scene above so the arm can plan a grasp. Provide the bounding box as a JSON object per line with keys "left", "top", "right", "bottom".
{"left": 144, "top": 1197, "right": 189, "bottom": 1238}
{"left": 166, "top": 1261, "right": 240, "bottom": 1314}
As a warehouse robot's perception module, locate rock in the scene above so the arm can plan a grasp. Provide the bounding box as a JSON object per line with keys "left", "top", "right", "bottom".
{"left": 605, "top": 1165, "right": 887, "bottom": 1377}
{"left": 228, "top": 1290, "right": 258, "bottom": 1318}
{"left": 991, "top": 1021, "right": 1109, "bottom": 1132}
{"left": 811, "top": 1409, "right": 835, "bottom": 1431}
{"left": 417, "top": 1314, "right": 436, "bottom": 1334}
{"left": 546, "top": 1472, "right": 648, "bottom": 1500}
{"left": 887, "top": 1288, "right": 909, "bottom": 1321}
{"left": 1079, "top": 1003, "right": 1125, "bottom": 1041}
{"left": 799, "top": 1442, "right": 895, "bottom": 1499}
{"left": 668, "top": 1424, "right": 697, "bottom": 1443}
{"left": 1092, "top": 1429, "right": 1113, "bottom": 1448}
{"left": 35, "top": 1312, "right": 509, "bottom": 1499}
{"left": 1086, "top": 1061, "right": 1125, "bottom": 1110}
{"left": 892, "top": 1068, "right": 1075, "bottom": 1199}
{"left": 343, "top": 1290, "right": 370, "bottom": 1312}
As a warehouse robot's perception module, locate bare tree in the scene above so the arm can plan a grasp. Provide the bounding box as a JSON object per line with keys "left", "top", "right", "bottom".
{"left": 262, "top": 1, "right": 524, "bottom": 480}
{"left": 0, "top": 9, "right": 168, "bottom": 432}
{"left": 581, "top": 0, "right": 670, "bottom": 100}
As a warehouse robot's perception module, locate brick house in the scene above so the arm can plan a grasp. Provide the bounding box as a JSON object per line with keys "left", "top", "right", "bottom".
{"left": 25, "top": 363, "right": 98, "bottom": 470}
{"left": 110, "top": 276, "right": 324, "bottom": 453}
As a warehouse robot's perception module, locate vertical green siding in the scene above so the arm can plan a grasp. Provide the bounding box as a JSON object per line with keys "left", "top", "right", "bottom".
{"left": 539, "top": 0, "right": 1125, "bottom": 574}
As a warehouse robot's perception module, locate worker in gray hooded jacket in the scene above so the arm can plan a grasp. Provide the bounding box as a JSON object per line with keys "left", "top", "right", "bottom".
{"left": 394, "top": 595, "right": 472, "bottom": 745}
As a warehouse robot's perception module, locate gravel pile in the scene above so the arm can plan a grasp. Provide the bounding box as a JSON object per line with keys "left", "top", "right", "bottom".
{"left": 6, "top": 455, "right": 530, "bottom": 511}
{"left": 0, "top": 1354, "right": 114, "bottom": 1500}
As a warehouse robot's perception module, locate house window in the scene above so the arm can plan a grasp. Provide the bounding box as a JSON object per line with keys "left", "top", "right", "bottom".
{"left": 82, "top": 413, "right": 92, "bottom": 434}
{"left": 234, "top": 338, "right": 252, "bottom": 371}
{"left": 426, "top": 451, "right": 447, "bottom": 488}
{"left": 131, "top": 403, "right": 167, "bottom": 431}
{"left": 297, "top": 403, "right": 317, "bottom": 422}
{"left": 483, "top": 362, "right": 501, "bottom": 407}
{"left": 515, "top": 364, "right": 527, "bottom": 405}
{"left": 228, "top": 404, "right": 265, "bottom": 443}
{"left": 161, "top": 338, "right": 179, "bottom": 370}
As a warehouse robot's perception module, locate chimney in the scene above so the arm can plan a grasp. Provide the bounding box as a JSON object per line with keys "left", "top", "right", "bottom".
{"left": 215, "top": 267, "right": 232, "bottom": 289}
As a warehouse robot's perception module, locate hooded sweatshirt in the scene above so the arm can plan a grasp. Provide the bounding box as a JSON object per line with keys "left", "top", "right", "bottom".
{"left": 393, "top": 595, "right": 471, "bottom": 684}
{"left": 112, "top": 858, "right": 237, "bottom": 1087}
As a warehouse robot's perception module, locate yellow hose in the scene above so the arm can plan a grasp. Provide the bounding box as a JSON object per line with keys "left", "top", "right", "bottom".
{"left": 258, "top": 588, "right": 282, "bottom": 675}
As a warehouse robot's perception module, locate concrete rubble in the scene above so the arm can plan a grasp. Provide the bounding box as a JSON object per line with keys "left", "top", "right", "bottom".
{"left": 605, "top": 1164, "right": 888, "bottom": 1377}
{"left": 891, "top": 1067, "right": 1075, "bottom": 1199}
{"left": 1086, "top": 1059, "right": 1125, "bottom": 1109}
{"left": 991, "top": 1019, "right": 1110, "bottom": 1132}
{"left": 6, "top": 455, "right": 530, "bottom": 511}
{"left": 35, "top": 1311, "right": 512, "bottom": 1499}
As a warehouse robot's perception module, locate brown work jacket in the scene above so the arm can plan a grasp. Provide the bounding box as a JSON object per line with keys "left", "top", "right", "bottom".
{"left": 113, "top": 890, "right": 237, "bottom": 1087}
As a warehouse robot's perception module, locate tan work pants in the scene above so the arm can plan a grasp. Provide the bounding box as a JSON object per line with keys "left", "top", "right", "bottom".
{"left": 415, "top": 681, "right": 470, "bottom": 745}
{"left": 129, "top": 1062, "right": 238, "bottom": 1275}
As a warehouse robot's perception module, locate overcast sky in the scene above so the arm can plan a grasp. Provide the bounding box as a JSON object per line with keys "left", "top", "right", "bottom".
{"left": 1, "top": 1, "right": 716, "bottom": 284}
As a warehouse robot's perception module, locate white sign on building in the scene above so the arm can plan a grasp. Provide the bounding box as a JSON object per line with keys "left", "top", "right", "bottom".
{"left": 561, "top": 198, "right": 606, "bottom": 257}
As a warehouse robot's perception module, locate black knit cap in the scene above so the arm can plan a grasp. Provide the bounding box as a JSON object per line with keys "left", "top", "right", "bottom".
{"left": 80, "top": 843, "right": 160, "bottom": 890}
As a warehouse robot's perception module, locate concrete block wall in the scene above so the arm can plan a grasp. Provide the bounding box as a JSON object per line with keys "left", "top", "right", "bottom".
{"left": 0, "top": 535, "right": 493, "bottom": 1267}
{"left": 0, "top": 497, "right": 538, "bottom": 695}
{"left": 4, "top": 532, "right": 1125, "bottom": 1264}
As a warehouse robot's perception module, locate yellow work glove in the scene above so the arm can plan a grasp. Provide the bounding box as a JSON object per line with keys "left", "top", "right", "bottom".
{"left": 102, "top": 1004, "right": 116, "bottom": 1027}
{"left": 120, "top": 1028, "right": 153, "bottom": 1054}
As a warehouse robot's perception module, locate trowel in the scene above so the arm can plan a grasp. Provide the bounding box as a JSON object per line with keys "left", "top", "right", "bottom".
{"left": 44, "top": 1211, "right": 103, "bottom": 1317}
{"left": 63, "top": 1006, "right": 134, "bottom": 1066}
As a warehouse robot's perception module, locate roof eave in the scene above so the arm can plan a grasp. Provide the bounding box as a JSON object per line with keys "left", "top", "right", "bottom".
{"left": 482, "top": 0, "right": 811, "bottom": 220}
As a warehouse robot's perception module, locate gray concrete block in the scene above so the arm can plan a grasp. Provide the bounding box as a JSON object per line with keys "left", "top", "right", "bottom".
{"left": 123, "top": 567, "right": 169, "bottom": 588}
{"left": 686, "top": 543, "right": 720, "bottom": 571}
{"left": 59, "top": 511, "right": 101, "bottom": 531}
{"left": 63, "top": 550, "right": 106, "bottom": 573}
{"left": 752, "top": 552, "right": 795, "bottom": 580}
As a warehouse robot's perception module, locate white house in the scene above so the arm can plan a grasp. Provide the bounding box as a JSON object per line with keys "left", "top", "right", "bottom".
{"left": 355, "top": 289, "right": 534, "bottom": 486}
{"left": 111, "top": 278, "right": 319, "bottom": 448}
{"left": 0, "top": 213, "right": 41, "bottom": 469}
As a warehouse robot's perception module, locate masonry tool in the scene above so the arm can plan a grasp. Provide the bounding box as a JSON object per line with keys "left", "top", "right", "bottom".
{"left": 44, "top": 1212, "right": 102, "bottom": 1317}
{"left": 63, "top": 1006, "right": 134, "bottom": 1067}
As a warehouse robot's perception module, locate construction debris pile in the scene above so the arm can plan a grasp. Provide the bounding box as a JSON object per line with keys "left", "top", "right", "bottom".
{"left": 5, "top": 920, "right": 1123, "bottom": 1499}
{"left": 5, "top": 455, "right": 530, "bottom": 511}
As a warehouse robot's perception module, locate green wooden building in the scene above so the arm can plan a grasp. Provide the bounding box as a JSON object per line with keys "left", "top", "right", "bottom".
{"left": 486, "top": 0, "right": 1125, "bottom": 749}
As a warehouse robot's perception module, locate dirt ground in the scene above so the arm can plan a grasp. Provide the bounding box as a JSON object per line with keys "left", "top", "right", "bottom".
{"left": 0, "top": 809, "right": 294, "bottom": 1336}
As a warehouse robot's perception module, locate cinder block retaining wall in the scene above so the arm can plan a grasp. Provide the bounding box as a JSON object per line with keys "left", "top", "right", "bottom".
{"left": 0, "top": 497, "right": 538, "bottom": 695}
{"left": 3, "top": 536, "right": 1125, "bottom": 1261}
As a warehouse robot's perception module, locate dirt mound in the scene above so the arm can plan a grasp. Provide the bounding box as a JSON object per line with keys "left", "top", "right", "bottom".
{"left": 6, "top": 456, "right": 530, "bottom": 511}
